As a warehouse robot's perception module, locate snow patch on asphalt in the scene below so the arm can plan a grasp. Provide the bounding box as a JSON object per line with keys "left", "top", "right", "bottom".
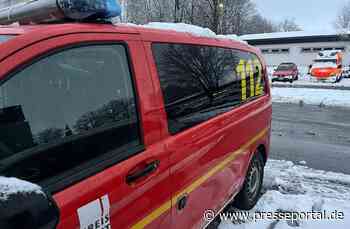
{"left": 272, "top": 87, "right": 350, "bottom": 107}
{"left": 273, "top": 78, "right": 350, "bottom": 88}
{"left": 219, "top": 160, "right": 350, "bottom": 229}
{"left": 0, "top": 177, "right": 43, "bottom": 201}
{"left": 264, "top": 160, "right": 350, "bottom": 201}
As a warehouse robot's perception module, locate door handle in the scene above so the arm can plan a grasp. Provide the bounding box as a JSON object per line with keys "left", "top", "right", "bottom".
{"left": 126, "top": 160, "right": 160, "bottom": 184}
{"left": 177, "top": 194, "right": 188, "bottom": 211}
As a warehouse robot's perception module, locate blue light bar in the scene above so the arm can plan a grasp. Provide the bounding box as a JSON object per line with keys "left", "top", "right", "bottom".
{"left": 0, "top": 0, "right": 122, "bottom": 25}
{"left": 58, "top": 0, "right": 122, "bottom": 20}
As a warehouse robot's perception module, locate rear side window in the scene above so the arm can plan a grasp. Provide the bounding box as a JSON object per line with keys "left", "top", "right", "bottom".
{"left": 0, "top": 44, "right": 141, "bottom": 190}
{"left": 152, "top": 43, "right": 265, "bottom": 134}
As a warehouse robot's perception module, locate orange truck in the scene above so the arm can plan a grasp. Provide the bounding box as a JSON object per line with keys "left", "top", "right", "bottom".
{"left": 310, "top": 50, "right": 344, "bottom": 82}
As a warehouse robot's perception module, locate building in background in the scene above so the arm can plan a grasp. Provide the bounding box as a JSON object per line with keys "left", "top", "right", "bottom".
{"left": 241, "top": 31, "right": 350, "bottom": 68}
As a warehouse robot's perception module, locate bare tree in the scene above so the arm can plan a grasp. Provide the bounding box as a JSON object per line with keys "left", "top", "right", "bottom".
{"left": 278, "top": 18, "right": 302, "bottom": 32}
{"left": 245, "top": 14, "right": 278, "bottom": 34}
{"left": 225, "top": 0, "right": 257, "bottom": 35}
{"left": 126, "top": 0, "right": 148, "bottom": 24}
{"left": 124, "top": 0, "right": 284, "bottom": 35}
{"left": 191, "top": 0, "right": 257, "bottom": 34}
{"left": 189, "top": 0, "right": 222, "bottom": 34}
{"left": 335, "top": 1, "right": 350, "bottom": 33}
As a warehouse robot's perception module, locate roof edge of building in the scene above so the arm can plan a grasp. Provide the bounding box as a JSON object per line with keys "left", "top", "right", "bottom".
{"left": 245, "top": 34, "right": 350, "bottom": 45}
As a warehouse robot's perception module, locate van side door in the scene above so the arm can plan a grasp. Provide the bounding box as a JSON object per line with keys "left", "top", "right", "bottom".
{"left": 0, "top": 33, "right": 173, "bottom": 229}
{"left": 149, "top": 43, "right": 270, "bottom": 228}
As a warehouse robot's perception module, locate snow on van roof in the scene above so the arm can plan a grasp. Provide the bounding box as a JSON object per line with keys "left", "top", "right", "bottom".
{"left": 240, "top": 30, "right": 343, "bottom": 41}
{"left": 142, "top": 22, "right": 217, "bottom": 37}
{"left": 0, "top": 176, "right": 44, "bottom": 201}
{"left": 118, "top": 22, "right": 247, "bottom": 44}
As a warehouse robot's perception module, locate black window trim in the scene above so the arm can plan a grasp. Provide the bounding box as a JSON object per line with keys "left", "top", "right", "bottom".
{"left": 151, "top": 42, "right": 268, "bottom": 135}
{"left": 0, "top": 41, "right": 145, "bottom": 194}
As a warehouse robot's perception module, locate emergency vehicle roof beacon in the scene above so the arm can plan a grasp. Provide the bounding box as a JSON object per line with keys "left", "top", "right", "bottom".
{"left": 0, "top": 0, "right": 122, "bottom": 25}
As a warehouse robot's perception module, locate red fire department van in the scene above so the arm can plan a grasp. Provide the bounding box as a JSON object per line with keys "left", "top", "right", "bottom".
{"left": 0, "top": 1, "right": 271, "bottom": 229}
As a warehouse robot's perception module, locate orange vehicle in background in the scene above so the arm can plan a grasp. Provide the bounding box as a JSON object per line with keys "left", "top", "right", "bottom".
{"left": 311, "top": 50, "right": 344, "bottom": 82}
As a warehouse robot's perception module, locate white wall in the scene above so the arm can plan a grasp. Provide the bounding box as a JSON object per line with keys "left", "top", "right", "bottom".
{"left": 256, "top": 41, "right": 350, "bottom": 68}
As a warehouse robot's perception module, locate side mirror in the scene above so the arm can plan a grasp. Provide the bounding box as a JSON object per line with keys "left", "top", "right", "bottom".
{"left": 0, "top": 177, "right": 59, "bottom": 229}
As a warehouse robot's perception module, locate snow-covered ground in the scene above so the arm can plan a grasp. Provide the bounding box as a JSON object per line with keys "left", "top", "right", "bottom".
{"left": 272, "top": 76, "right": 350, "bottom": 88}
{"left": 219, "top": 160, "right": 350, "bottom": 229}
{"left": 273, "top": 78, "right": 350, "bottom": 88}
{"left": 271, "top": 87, "right": 350, "bottom": 107}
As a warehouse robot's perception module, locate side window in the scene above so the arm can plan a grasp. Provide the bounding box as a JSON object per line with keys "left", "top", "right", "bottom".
{"left": 151, "top": 44, "right": 207, "bottom": 105}
{"left": 152, "top": 43, "right": 266, "bottom": 135}
{"left": 152, "top": 44, "right": 211, "bottom": 134}
{"left": 0, "top": 44, "right": 141, "bottom": 189}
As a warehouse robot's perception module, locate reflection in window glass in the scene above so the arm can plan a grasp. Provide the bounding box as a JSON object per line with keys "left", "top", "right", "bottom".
{"left": 0, "top": 44, "right": 140, "bottom": 185}
{"left": 153, "top": 43, "right": 264, "bottom": 134}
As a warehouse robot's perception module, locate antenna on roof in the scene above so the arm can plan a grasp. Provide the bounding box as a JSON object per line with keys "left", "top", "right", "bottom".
{"left": 0, "top": 0, "right": 122, "bottom": 25}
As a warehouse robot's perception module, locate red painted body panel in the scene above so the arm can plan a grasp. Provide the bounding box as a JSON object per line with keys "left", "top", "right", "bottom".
{"left": 0, "top": 23, "right": 271, "bottom": 229}
{"left": 311, "top": 67, "right": 341, "bottom": 78}
{"left": 166, "top": 97, "right": 271, "bottom": 229}
{"left": 142, "top": 37, "right": 271, "bottom": 228}
{"left": 54, "top": 142, "right": 172, "bottom": 229}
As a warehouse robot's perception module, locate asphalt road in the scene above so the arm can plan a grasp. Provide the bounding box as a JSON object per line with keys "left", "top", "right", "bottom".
{"left": 271, "top": 103, "right": 350, "bottom": 174}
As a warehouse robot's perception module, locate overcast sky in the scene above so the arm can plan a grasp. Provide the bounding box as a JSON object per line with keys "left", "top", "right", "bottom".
{"left": 252, "top": 0, "right": 348, "bottom": 32}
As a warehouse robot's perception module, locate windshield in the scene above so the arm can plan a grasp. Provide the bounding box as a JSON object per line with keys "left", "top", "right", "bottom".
{"left": 277, "top": 63, "right": 294, "bottom": 70}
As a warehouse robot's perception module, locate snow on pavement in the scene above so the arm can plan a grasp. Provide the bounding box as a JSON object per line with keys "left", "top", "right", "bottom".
{"left": 272, "top": 75, "right": 350, "bottom": 88}
{"left": 273, "top": 79, "right": 350, "bottom": 88}
{"left": 219, "top": 160, "right": 350, "bottom": 229}
{"left": 272, "top": 87, "right": 350, "bottom": 107}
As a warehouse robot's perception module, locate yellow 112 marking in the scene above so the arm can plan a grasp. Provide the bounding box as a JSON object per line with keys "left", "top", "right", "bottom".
{"left": 236, "top": 59, "right": 247, "bottom": 101}
{"left": 236, "top": 58, "right": 263, "bottom": 101}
